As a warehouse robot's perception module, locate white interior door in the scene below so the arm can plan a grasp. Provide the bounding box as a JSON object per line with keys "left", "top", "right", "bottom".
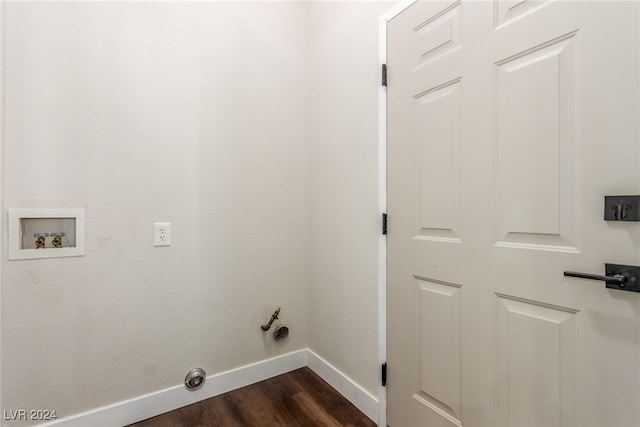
{"left": 386, "top": 1, "right": 640, "bottom": 426}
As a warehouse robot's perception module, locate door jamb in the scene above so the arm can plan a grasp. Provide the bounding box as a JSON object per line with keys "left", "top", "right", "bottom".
{"left": 378, "top": 2, "right": 416, "bottom": 426}
{"left": 1, "top": 0, "right": 5, "bottom": 414}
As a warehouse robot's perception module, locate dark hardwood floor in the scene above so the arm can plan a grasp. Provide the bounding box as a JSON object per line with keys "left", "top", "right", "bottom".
{"left": 127, "top": 367, "right": 377, "bottom": 427}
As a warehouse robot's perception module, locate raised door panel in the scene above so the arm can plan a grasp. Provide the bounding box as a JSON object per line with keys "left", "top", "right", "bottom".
{"left": 414, "top": 79, "right": 462, "bottom": 243}
{"left": 496, "top": 295, "right": 579, "bottom": 427}
{"left": 495, "top": 0, "right": 553, "bottom": 29}
{"left": 494, "top": 33, "right": 579, "bottom": 252}
{"left": 415, "top": 277, "right": 462, "bottom": 425}
{"left": 413, "top": 1, "right": 462, "bottom": 68}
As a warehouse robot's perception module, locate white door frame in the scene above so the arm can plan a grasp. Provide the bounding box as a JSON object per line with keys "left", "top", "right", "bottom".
{"left": 377, "top": 2, "right": 417, "bottom": 426}
{"left": 0, "top": 0, "right": 5, "bottom": 415}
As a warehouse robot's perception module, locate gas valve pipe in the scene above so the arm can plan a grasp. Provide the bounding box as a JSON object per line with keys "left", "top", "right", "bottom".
{"left": 261, "top": 307, "right": 281, "bottom": 331}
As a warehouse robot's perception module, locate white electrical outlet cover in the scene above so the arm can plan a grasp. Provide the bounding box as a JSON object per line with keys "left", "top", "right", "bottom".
{"left": 154, "top": 222, "right": 171, "bottom": 246}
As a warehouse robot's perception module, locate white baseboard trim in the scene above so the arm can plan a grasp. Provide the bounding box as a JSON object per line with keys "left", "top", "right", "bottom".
{"left": 41, "top": 349, "right": 307, "bottom": 427}
{"left": 306, "top": 349, "right": 379, "bottom": 425}
{"left": 39, "top": 348, "right": 379, "bottom": 427}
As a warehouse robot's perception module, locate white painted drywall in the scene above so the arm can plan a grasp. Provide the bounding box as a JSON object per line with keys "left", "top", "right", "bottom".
{"left": 1, "top": 2, "right": 309, "bottom": 423}
{"left": 308, "top": 0, "right": 394, "bottom": 398}
{"left": 1, "top": 0, "right": 395, "bottom": 424}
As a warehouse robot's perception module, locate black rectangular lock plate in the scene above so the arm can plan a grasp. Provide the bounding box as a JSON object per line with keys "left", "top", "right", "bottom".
{"left": 604, "top": 195, "right": 640, "bottom": 221}
{"left": 605, "top": 263, "right": 640, "bottom": 292}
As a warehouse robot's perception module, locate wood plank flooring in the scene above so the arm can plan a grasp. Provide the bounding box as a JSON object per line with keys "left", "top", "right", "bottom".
{"left": 127, "top": 367, "right": 377, "bottom": 427}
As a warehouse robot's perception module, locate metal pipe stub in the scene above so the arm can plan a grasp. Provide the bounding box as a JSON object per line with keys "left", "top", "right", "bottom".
{"left": 273, "top": 326, "right": 289, "bottom": 340}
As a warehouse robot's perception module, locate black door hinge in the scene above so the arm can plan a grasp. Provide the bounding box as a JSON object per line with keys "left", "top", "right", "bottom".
{"left": 382, "top": 64, "right": 387, "bottom": 87}
{"left": 381, "top": 363, "right": 387, "bottom": 387}
{"left": 382, "top": 213, "right": 388, "bottom": 235}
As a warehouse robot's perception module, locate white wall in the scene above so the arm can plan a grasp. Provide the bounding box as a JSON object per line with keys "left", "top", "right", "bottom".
{"left": 1, "top": 0, "right": 396, "bottom": 424}
{"left": 1, "top": 1, "right": 309, "bottom": 423}
{"left": 308, "top": 0, "right": 393, "bottom": 397}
